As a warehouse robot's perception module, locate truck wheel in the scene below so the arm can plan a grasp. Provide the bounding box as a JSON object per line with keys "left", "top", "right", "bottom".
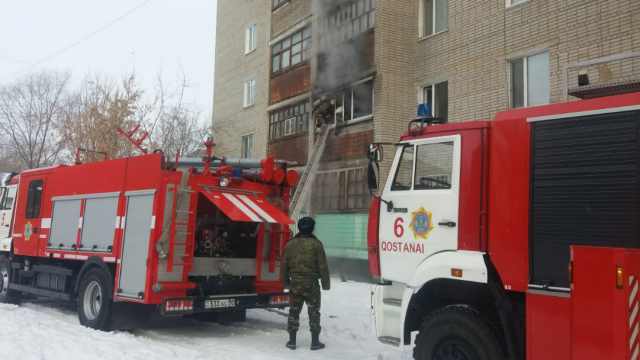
{"left": 414, "top": 306, "right": 504, "bottom": 360}
{"left": 78, "top": 267, "right": 114, "bottom": 331}
{"left": 0, "top": 255, "right": 20, "bottom": 304}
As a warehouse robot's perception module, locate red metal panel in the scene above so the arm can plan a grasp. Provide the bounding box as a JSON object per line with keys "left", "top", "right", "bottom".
{"left": 526, "top": 292, "right": 572, "bottom": 360}
{"left": 241, "top": 194, "right": 293, "bottom": 225}
{"left": 488, "top": 117, "right": 530, "bottom": 293}
{"left": 571, "top": 246, "right": 628, "bottom": 360}
{"left": 198, "top": 189, "right": 254, "bottom": 222}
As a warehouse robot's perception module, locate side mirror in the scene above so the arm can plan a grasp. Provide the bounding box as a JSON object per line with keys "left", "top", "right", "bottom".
{"left": 368, "top": 144, "right": 383, "bottom": 162}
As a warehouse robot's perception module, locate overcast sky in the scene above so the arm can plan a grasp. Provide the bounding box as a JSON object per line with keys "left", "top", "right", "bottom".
{"left": 0, "top": 0, "right": 218, "bottom": 119}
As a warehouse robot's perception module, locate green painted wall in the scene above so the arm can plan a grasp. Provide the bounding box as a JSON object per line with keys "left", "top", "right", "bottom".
{"left": 314, "top": 213, "right": 368, "bottom": 260}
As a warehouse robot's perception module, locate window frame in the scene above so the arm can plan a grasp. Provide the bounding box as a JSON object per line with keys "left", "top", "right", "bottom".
{"left": 414, "top": 141, "right": 454, "bottom": 190}
{"left": 245, "top": 23, "right": 257, "bottom": 55}
{"left": 272, "top": 0, "right": 289, "bottom": 11}
{"left": 269, "top": 100, "right": 310, "bottom": 141}
{"left": 335, "top": 78, "right": 375, "bottom": 124}
{"left": 243, "top": 79, "right": 256, "bottom": 108}
{"left": 25, "top": 179, "right": 43, "bottom": 219}
{"left": 506, "top": 0, "right": 528, "bottom": 8}
{"left": 420, "top": 0, "right": 448, "bottom": 38}
{"left": 241, "top": 133, "right": 255, "bottom": 159}
{"left": 391, "top": 144, "right": 416, "bottom": 191}
{"left": 271, "top": 27, "right": 312, "bottom": 76}
{"left": 421, "top": 81, "right": 448, "bottom": 122}
{"left": 510, "top": 51, "right": 550, "bottom": 108}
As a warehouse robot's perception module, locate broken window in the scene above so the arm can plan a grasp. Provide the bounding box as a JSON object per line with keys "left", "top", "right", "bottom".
{"left": 269, "top": 101, "right": 310, "bottom": 140}
{"left": 421, "top": 81, "right": 448, "bottom": 122}
{"left": 271, "top": 27, "right": 311, "bottom": 75}
{"left": 421, "top": 0, "right": 448, "bottom": 37}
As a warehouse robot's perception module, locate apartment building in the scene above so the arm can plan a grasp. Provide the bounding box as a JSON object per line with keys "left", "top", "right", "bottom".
{"left": 212, "top": 0, "right": 271, "bottom": 158}
{"left": 213, "top": 0, "right": 640, "bottom": 273}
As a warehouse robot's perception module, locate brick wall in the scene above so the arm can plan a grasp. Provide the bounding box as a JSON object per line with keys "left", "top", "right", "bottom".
{"left": 322, "top": 127, "right": 373, "bottom": 163}
{"left": 270, "top": 63, "right": 311, "bottom": 103}
{"left": 268, "top": 133, "right": 309, "bottom": 165}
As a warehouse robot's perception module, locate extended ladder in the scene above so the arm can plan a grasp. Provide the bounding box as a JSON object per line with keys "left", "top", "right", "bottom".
{"left": 289, "top": 123, "right": 335, "bottom": 221}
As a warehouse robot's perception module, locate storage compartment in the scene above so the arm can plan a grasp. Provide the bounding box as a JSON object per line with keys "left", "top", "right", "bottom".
{"left": 530, "top": 110, "right": 640, "bottom": 288}
{"left": 189, "top": 194, "right": 260, "bottom": 295}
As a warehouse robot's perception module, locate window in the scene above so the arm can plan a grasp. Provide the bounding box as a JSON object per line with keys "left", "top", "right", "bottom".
{"left": 420, "top": 0, "right": 448, "bottom": 37}
{"left": 422, "top": 81, "right": 448, "bottom": 122}
{"left": 312, "top": 167, "right": 370, "bottom": 212}
{"left": 335, "top": 79, "right": 374, "bottom": 123}
{"left": 1, "top": 188, "right": 14, "bottom": 211}
{"left": 241, "top": 134, "right": 254, "bottom": 159}
{"left": 243, "top": 79, "right": 256, "bottom": 108}
{"left": 506, "top": 0, "right": 527, "bottom": 7}
{"left": 272, "top": 0, "right": 289, "bottom": 11}
{"left": 414, "top": 142, "right": 453, "bottom": 190}
{"left": 245, "top": 24, "right": 257, "bottom": 54}
{"left": 391, "top": 145, "right": 415, "bottom": 191}
{"left": 271, "top": 27, "right": 311, "bottom": 75}
{"left": 26, "top": 180, "right": 43, "bottom": 218}
{"left": 269, "top": 101, "right": 310, "bottom": 140}
{"left": 511, "top": 52, "right": 550, "bottom": 108}
{"left": 318, "top": 0, "right": 376, "bottom": 47}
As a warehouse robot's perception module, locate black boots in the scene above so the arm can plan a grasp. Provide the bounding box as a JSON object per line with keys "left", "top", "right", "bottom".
{"left": 286, "top": 331, "right": 297, "bottom": 350}
{"left": 310, "top": 331, "right": 325, "bottom": 351}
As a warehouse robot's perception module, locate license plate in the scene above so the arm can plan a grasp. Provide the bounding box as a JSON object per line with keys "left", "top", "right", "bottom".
{"left": 205, "top": 298, "right": 237, "bottom": 309}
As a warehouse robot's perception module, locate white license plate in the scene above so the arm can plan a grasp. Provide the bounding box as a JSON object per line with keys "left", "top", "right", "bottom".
{"left": 204, "top": 298, "right": 237, "bottom": 309}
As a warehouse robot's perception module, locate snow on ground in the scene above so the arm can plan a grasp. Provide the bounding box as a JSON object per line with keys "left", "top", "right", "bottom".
{"left": 0, "top": 280, "right": 412, "bottom": 360}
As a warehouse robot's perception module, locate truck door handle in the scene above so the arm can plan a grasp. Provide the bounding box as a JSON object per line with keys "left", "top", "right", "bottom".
{"left": 438, "top": 221, "right": 457, "bottom": 228}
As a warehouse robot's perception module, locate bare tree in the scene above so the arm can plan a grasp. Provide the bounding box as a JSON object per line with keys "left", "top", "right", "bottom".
{"left": 148, "top": 75, "right": 209, "bottom": 158}
{"left": 60, "top": 74, "right": 141, "bottom": 162}
{"left": 0, "top": 72, "right": 70, "bottom": 169}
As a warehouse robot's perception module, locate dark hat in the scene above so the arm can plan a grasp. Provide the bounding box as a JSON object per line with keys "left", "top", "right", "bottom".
{"left": 298, "top": 216, "right": 315, "bottom": 235}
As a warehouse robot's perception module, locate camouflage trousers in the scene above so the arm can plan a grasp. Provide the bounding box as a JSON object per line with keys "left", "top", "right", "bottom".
{"left": 287, "top": 279, "right": 321, "bottom": 333}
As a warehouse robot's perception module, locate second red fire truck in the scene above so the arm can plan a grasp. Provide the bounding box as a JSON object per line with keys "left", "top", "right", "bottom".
{"left": 0, "top": 141, "right": 296, "bottom": 330}
{"left": 368, "top": 92, "right": 640, "bottom": 359}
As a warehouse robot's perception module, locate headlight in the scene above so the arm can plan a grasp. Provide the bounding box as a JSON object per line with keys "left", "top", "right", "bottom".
{"left": 219, "top": 177, "right": 230, "bottom": 187}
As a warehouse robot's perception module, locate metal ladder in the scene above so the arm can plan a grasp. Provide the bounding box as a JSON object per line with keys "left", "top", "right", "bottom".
{"left": 289, "top": 123, "right": 335, "bottom": 221}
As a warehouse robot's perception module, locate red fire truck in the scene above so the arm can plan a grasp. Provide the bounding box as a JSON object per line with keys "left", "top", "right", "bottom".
{"left": 0, "top": 142, "right": 297, "bottom": 330}
{"left": 367, "top": 92, "right": 640, "bottom": 359}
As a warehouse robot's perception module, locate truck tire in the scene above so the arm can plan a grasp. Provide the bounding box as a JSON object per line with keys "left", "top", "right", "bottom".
{"left": 78, "top": 267, "right": 114, "bottom": 331}
{"left": 414, "top": 306, "right": 504, "bottom": 360}
{"left": 0, "top": 255, "right": 20, "bottom": 304}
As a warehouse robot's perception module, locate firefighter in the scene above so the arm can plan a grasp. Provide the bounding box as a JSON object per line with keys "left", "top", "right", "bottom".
{"left": 282, "top": 216, "right": 330, "bottom": 351}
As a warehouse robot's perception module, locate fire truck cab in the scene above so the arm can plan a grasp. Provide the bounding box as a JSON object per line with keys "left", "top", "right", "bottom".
{"left": 0, "top": 145, "right": 297, "bottom": 331}
{"left": 0, "top": 174, "right": 17, "bottom": 252}
{"left": 368, "top": 92, "right": 640, "bottom": 360}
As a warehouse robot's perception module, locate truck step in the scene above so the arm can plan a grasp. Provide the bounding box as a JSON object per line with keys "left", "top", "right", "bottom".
{"left": 8, "top": 283, "right": 71, "bottom": 301}
{"left": 378, "top": 336, "right": 401, "bottom": 347}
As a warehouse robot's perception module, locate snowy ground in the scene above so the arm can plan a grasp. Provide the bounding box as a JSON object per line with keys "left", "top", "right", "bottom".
{"left": 0, "top": 280, "right": 412, "bottom": 360}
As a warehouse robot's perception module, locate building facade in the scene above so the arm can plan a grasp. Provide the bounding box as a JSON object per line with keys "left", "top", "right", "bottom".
{"left": 212, "top": 0, "right": 271, "bottom": 159}
{"left": 213, "top": 0, "right": 640, "bottom": 272}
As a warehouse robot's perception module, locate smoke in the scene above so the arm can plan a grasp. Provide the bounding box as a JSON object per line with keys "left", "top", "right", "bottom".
{"left": 312, "top": 0, "right": 375, "bottom": 94}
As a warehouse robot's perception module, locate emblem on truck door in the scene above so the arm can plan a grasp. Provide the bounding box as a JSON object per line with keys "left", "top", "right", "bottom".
{"left": 24, "top": 222, "right": 33, "bottom": 241}
{"left": 410, "top": 207, "right": 433, "bottom": 240}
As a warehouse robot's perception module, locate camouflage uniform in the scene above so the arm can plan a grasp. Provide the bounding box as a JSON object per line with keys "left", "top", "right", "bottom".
{"left": 282, "top": 234, "right": 330, "bottom": 334}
